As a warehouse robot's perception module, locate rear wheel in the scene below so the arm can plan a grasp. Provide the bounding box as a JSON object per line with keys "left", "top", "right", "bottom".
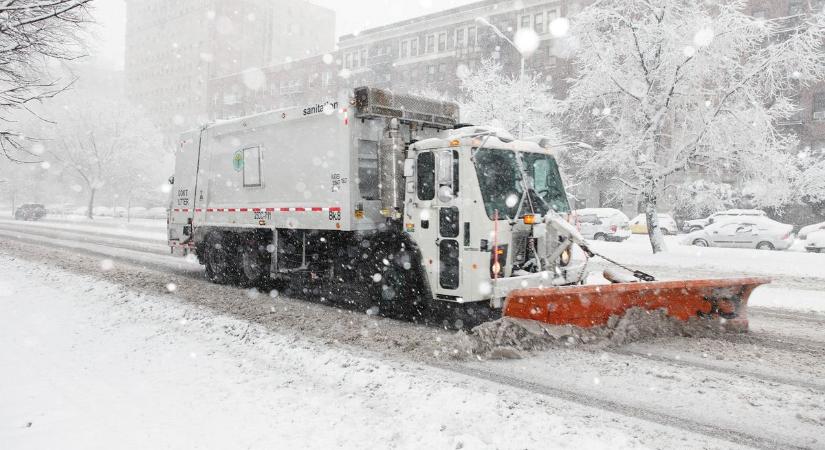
{"left": 204, "top": 232, "right": 241, "bottom": 284}
{"left": 756, "top": 241, "right": 775, "bottom": 251}
{"left": 692, "top": 239, "right": 709, "bottom": 247}
{"left": 240, "top": 240, "right": 270, "bottom": 286}
{"left": 594, "top": 233, "right": 607, "bottom": 241}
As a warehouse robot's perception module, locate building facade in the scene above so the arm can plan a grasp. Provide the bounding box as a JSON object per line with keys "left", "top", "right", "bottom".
{"left": 124, "top": 0, "right": 334, "bottom": 141}
{"left": 208, "top": 0, "right": 586, "bottom": 120}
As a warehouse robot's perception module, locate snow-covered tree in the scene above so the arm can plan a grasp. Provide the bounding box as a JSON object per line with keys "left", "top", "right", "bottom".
{"left": 459, "top": 60, "right": 563, "bottom": 142}
{"left": 566, "top": 0, "right": 825, "bottom": 253}
{"left": 0, "top": 0, "right": 93, "bottom": 160}
{"left": 44, "top": 89, "right": 163, "bottom": 219}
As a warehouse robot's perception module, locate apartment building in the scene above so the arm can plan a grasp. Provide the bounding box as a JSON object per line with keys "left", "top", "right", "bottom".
{"left": 124, "top": 0, "right": 334, "bottom": 141}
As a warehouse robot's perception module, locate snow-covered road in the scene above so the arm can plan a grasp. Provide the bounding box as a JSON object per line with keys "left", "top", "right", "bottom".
{"left": 0, "top": 254, "right": 740, "bottom": 450}
{"left": 1, "top": 219, "right": 825, "bottom": 449}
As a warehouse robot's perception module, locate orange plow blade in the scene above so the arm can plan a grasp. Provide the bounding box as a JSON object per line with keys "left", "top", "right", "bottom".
{"left": 503, "top": 277, "right": 771, "bottom": 332}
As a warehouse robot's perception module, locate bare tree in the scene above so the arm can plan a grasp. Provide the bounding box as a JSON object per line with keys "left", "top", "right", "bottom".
{"left": 44, "top": 88, "right": 163, "bottom": 219}
{"left": 0, "top": 0, "right": 93, "bottom": 161}
{"left": 566, "top": 0, "right": 825, "bottom": 253}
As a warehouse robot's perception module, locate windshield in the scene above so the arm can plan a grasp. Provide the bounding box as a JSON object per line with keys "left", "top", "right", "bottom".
{"left": 472, "top": 148, "right": 569, "bottom": 219}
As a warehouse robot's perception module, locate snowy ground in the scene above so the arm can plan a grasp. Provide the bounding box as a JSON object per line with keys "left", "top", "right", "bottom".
{"left": 1, "top": 220, "right": 825, "bottom": 449}
{"left": 0, "top": 255, "right": 739, "bottom": 450}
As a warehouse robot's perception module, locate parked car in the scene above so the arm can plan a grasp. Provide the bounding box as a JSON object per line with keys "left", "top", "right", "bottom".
{"left": 799, "top": 221, "right": 825, "bottom": 240}
{"left": 14, "top": 203, "right": 47, "bottom": 221}
{"left": 805, "top": 229, "right": 825, "bottom": 253}
{"left": 682, "top": 216, "right": 794, "bottom": 250}
{"left": 629, "top": 213, "right": 678, "bottom": 235}
{"left": 574, "top": 208, "right": 631, "bottom": 241}
{"left": 682, "top": 209, "right": 766, "bottom": 232}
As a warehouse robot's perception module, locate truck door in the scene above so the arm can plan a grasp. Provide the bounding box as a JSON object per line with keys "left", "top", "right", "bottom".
{"left": 168, "top": 130, "right": 204, "bottom": 245}
{"left": 411, "top": 149, "right": 462, "bottom": 300}
{"left": 435, "top": 150, "right": 461, "bottom": 297}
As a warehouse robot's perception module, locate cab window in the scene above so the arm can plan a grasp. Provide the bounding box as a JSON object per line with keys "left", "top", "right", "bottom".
{"left": 417, "top": 152, "right": 435, "bottom": 200}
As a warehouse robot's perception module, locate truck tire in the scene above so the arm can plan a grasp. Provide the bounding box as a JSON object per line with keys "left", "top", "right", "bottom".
{"left": 240, "top": 240, "right": 270, "bottom": 286}
{"left": 204, "top": 232, "right": 242, "bottom": 285}
{"left": 377, "top": 248, "right": 427, "bottom": 321}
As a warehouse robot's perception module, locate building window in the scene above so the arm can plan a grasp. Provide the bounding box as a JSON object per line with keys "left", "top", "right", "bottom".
{"left": 411, "top": 37, "right": 419, "bottom": 56}
{"left": 427, "top": 65, "right": 436, "bottom": 82}
{"left": 456, "top": 28, "right": 465, "bottom": 47}
{"left": 360, "top": 49, "right": 367, "bottom": 66}
{"left": 438, "top": 32, "right": 447, "bottom": 52}
{"left": 426, "top": 35, "right": 435, "bottom": 53}
{"left": 535, "top": 13, "right": 545, "bottom": 33}
{"left": 813, "top": 92, "right": 825, "bottom": 120}
{"left": 353, "top": 51, "right": 360, "bottom": 68}
{"left": 548, "top": 9, "right": 559, "bottom": 21}
{"left": 521, "top": 15, "right": 531, "bottom": 28}
{"left": 401, "top": 40, "right": 409, "bottom": 58}
{"left": 467, "top": 26, "right": 477, "bottom": 48}
{"left": 438, "top": 63, "right": 447, "bottom": 81}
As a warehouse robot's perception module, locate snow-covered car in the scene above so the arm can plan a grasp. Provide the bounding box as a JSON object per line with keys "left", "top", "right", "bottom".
{"left": 798, "top": 221, "right": 825, "bottom": 240}
{"left": 682, "top": 216, "right": 794, "bottom": 250}
{"left": 574, "top": 208, "right": 631, "bottom": 241}
{"left": 629, "top": 213, "right": 678, "bottom": 235}
{"left": 804, "top": 229, "right": 825, "bottom": 253}
{"left": 682, "top": 209, "right": 766, "bottom": 232}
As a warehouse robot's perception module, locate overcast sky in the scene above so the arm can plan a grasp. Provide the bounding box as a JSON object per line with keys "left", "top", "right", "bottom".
{"left": 90, "top": 0, "right": 481, "bottom": 70}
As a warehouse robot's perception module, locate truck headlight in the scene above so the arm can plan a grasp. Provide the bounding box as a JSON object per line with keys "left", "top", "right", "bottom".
{"left": 559, "top": 249, "right": 571, "bottom": 266}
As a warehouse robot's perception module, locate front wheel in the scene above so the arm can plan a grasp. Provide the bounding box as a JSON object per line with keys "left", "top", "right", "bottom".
{"left": 594, "top": 233, "right": 608, "bottom": 242}
{"left": 692, "top": 239, "right": 709, "bottom": 247}
{"left": 756, "top": 241, "right": 775, "bottom": 251}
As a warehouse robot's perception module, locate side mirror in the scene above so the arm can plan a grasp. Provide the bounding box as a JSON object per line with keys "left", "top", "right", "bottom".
{"left": 403, "top": 159, "right": 415, "bottom": 178}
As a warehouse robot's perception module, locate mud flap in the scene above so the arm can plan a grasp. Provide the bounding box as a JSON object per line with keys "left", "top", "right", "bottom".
{"left": 503, "top": 277, "right": 771, "bottom": 332}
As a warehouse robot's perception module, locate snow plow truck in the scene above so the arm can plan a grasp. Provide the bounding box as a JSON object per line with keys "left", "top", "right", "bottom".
{"left": 167, "top": 87, "right": 768, "bottom": 330}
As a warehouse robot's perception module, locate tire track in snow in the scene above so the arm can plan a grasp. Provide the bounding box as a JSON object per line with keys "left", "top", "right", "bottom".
{"left": 610, "top": 348, "right": 825, "bottom": 393}
{"left": 440, "top": 363, "right": 808, "bottom": 450}
{"left": 750, "top": 308, "right": 825, "bottom": 326}
{"left": 0, "top": 229, "right": 201, "bottom": 279}
{"left": 0, "top": 224, "right": 167, "bottom": 255}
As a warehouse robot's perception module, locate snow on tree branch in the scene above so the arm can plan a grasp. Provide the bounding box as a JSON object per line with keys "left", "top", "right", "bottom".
{"left": 0, "top": 0, "right": 93, "bottom": 161}
{"left": 566, "top": 0, "right": 825, "bottom": 253}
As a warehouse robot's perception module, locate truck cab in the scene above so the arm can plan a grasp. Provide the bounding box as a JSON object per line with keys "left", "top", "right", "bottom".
{"left": 403, "top": 127, "right": 587, "bottom": 308}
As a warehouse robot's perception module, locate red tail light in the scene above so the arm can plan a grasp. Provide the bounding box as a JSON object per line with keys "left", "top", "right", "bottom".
{"left": 610, "top": 225, "right": 618, "bottom": 233}
{"left": 782, "top": 232, "right": 791, "bottom": 240}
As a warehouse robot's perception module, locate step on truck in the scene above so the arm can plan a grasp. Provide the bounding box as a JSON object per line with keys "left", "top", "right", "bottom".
{"left": 167, "top": 87, "right": 588, "bottom": 316}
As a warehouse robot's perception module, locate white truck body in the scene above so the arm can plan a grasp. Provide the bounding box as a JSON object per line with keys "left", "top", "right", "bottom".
{"left": 168, "top": 87, "right": 587, "bottom": 311}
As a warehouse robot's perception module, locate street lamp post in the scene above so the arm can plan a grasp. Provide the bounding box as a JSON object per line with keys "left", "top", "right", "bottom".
{"left": 476, "top": 17, "right": 527, "bottom": 139}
